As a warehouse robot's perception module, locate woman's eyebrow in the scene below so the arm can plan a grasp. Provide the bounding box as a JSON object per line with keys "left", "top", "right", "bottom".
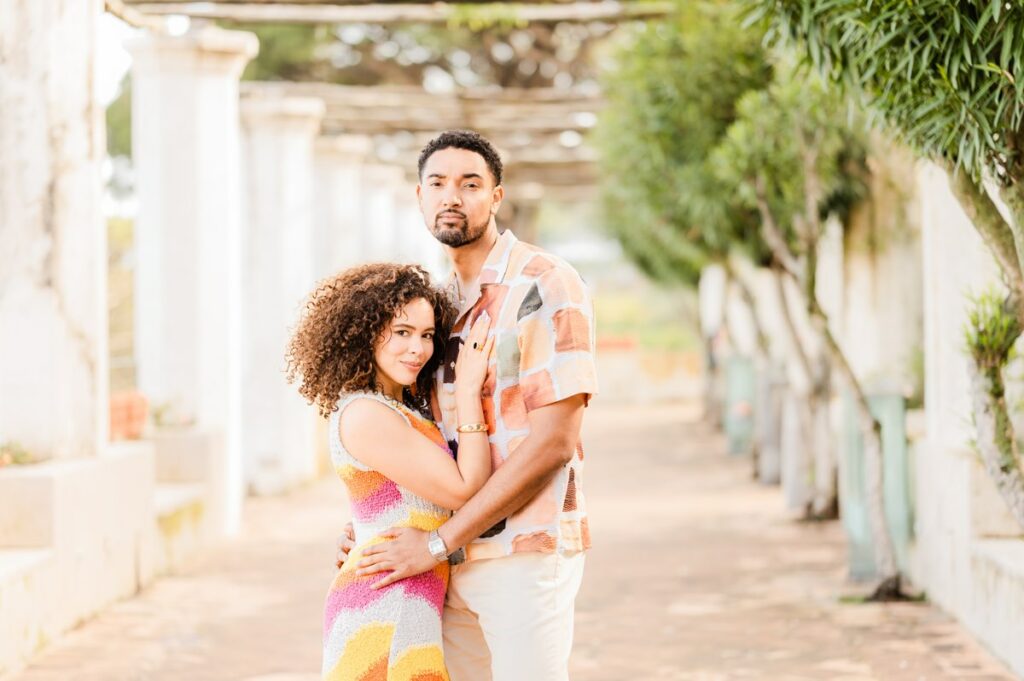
{"left": 392, "top": 322, "right": 435, "bottom": 332}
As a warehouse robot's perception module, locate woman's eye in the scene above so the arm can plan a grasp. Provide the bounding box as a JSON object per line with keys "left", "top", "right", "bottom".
{"left": 395, "top": 329, "right": 408, "bottom": 336}
{"left": 423, "top": 333, "right": 434, "bottom": 340}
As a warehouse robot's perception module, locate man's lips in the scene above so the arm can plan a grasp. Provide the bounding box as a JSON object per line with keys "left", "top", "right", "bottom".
{"left": 438, "top": 212, "right": 465, "bottom": 220}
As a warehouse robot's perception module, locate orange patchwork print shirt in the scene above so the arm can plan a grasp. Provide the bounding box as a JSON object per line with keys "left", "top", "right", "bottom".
{"left": 436, "top": 229, "right": 598, "bottom": 561}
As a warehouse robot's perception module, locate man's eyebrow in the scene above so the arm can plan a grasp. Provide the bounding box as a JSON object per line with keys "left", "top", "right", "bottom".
{"left": 425, "top": 173, "right": 484, "bottom": 180}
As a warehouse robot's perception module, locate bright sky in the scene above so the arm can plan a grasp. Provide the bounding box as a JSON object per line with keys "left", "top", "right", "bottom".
{"left": 96, "top": 15, "right": 138, "bottom": 105}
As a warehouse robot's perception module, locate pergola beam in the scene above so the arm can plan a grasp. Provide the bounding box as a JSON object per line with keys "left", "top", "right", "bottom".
{"left": 127, "top": 1, "right": 674, "bottom": 25}
{"left": 243, "top": 82, "right": 603, "bottom": 137}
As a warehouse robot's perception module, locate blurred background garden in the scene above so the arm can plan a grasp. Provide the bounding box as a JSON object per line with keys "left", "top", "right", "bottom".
{"left": 2, "top": 1, "right": 1023, "bottom": 678}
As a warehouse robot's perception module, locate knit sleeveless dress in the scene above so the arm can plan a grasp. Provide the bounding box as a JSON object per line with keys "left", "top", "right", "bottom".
{"left": 322, "top": 391, "right": 452, "bottom": 681}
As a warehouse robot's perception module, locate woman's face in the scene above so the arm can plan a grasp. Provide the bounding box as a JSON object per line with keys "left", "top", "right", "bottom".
{"left": 374, "top": 297, "right": 436, "bottom": 394}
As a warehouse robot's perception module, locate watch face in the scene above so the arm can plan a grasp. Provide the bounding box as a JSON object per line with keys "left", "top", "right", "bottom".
{"left": 429, "top": 535, "right": 447, "bottom": 561}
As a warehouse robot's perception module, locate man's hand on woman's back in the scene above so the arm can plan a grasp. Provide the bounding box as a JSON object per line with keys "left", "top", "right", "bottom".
{"left": 336, "top": 521, "right": 355, "bottom": 568}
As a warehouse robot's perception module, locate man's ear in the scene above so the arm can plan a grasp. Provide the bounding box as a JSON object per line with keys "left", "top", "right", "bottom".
{"left": 490, "top": 185, "right": 505, "bottom": 214}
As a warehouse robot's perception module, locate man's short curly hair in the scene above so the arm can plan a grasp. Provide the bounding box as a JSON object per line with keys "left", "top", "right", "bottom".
{"left": 417, "top": 130, "right": 504, "bottom": 186}
{"left": 286, "top": 263, "right": 458, "bottom": 418}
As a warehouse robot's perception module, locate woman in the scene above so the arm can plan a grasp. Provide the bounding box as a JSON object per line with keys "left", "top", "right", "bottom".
{"left": 286, "top": 263, "right": 493, "bottom": 681}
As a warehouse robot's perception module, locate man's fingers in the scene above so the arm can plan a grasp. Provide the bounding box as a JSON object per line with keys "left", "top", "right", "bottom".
{"left": 357, "top": 561, "right": 392, "bottom": 577}
{"left": 358, "top": 553, "right": 383, "bottom": 568}
{"left": 370, "top": 570, "right": 402, "bottom": 590}
{"left": 380, "top": 527, "right": 402, "bottom": 539}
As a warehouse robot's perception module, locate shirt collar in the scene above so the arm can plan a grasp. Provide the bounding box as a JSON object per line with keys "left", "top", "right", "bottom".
{"left": 445, "top": 228, "right": 519, "bottom": 298}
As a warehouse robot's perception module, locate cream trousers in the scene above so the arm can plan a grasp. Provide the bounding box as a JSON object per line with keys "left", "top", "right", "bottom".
{"left": 442, "top": 551, "right": 585, "bottom": 681}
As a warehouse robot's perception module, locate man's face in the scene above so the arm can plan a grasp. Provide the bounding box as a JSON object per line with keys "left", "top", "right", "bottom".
{"left": 417, "top": 147, "right": 503, "bottom": 248}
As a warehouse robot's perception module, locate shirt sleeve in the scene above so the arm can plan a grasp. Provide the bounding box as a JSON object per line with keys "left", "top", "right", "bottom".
{"left": 516, "top": 265, "right": 599, "bottom": 412}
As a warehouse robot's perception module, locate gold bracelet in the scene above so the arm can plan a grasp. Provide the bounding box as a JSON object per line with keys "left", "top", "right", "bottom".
{"left": 457, "top": 423, "right": 488, "bottom": 433}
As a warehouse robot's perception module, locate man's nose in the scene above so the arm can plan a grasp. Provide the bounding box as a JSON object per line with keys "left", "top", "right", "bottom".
{"left": 442, "top": 190, "right": 463, "bottom": 208}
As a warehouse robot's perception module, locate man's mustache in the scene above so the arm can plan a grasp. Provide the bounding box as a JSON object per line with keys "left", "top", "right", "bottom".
{"left": 437, "top": 210, "right": 467, "bottom": 220}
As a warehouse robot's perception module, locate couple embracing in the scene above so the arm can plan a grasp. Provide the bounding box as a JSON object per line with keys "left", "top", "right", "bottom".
{"left": 287, "top": 130, "right": 598, "bottom": 681}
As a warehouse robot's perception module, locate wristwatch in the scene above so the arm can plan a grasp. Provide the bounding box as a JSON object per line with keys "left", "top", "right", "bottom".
{"left": 427, "top": 530, "right": 449, "bottom": 562}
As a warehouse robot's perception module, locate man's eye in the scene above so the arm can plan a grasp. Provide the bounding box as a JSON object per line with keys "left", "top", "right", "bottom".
{"left": 464, "top": 183, "right": 478, "bottom": 189}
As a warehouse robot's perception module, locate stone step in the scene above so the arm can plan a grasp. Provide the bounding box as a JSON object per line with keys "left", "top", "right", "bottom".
{"left": 0, "top": 549, "right": 56, "bottom": 677}
{"left": 153, "top": 482, "right": 207, "bottom": 575}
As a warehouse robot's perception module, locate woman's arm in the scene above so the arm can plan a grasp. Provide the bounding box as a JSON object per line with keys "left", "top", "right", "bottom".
{"left": 339, "top": 397, "right": 489, "bottom": 510}
{"left": 340, "top": 314, "right": 494, "bottom": 511}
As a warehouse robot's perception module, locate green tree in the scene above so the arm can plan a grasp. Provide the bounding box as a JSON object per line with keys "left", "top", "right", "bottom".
{"left": 745, "top": 0, "right": 1024, "bottom": 533}
{"left": 595, "top": 1, "right": 776, "bottom": 431}
{"left": 708, "top": 66, "right": 920, "bottom": 600}
{"left": 595, "top": 1, "right": 773, "bottom": 286}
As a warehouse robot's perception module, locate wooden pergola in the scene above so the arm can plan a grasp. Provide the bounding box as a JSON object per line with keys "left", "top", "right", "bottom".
{"left": 109, "top": 0, "right": 660, "bottom": 214}
{"left": 243, "top": 81, "right": 602, "bottom": 199}
{"left": 117, "top": 0, "right": 673, "bottom": 25}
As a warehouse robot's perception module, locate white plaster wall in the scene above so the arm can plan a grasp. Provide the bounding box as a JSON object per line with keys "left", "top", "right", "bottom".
{"left": 0, "top": 0, "right": 107, "bottom": 460}
{"left": 913, "top": 162, "right": 1024, "bottom": 676}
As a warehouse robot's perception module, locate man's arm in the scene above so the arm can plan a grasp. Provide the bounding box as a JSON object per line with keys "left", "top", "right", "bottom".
{"left": 356, "top": 394, "right": 586, "bottom": 588}
{"left": 440, "top": 394, "right": 584, "bottom": 550}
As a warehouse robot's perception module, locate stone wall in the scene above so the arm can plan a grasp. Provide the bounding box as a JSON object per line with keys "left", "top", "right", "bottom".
{"left": 0, "top": 0, "right": 107, "bottom": 461}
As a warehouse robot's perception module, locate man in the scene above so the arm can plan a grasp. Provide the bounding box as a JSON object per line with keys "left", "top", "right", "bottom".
{"left": 340, "top": 130, "right": 597, "bottom": 681}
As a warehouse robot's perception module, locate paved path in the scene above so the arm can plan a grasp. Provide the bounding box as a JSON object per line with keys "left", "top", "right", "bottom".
{"left": 6, "top": 402, "right": 1017, "bottom": 680}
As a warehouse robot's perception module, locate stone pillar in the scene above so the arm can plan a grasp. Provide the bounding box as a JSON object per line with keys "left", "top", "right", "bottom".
{"left": 128, "top": 26, "right": 258, "bottom": 534}
{"left": 313, "top": 134, "right": 374, "bottom": 280}
{"left": 392, "top": 179, "right": 447, "bottom": 278}
{"left": 239, "top": 95, "right": 325, "bottom": 495}
{"left": 0, "top": 0, "right": 107, "bottom": 461}
{"left": 363, "top": 163, "right": 405, "bottom": 262}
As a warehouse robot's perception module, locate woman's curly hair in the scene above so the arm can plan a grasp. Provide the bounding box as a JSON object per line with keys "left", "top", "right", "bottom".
{"left": 286, "top": 263, "right": 458, "bottom": 418}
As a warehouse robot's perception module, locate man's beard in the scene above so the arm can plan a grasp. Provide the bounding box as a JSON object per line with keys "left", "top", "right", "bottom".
{"left": 431, "top": 212, "right": 488, "bottom": 248}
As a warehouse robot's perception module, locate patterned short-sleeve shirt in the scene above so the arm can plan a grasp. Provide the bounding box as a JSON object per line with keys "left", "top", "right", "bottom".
{"left": 435, "top": 229, "right": 598, "bottom": 561}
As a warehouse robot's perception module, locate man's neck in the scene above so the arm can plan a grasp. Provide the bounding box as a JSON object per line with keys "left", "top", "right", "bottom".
{"left": 447, "top": 223, "right": 499, "bottom": 294}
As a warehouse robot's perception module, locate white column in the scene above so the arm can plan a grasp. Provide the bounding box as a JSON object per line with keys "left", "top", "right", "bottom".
{"left": 240, "top": 96, "right": 325, "bottom": 495}
{"left": 313, "top": 134, "right": 373, "bottom": 278}
{"left": 128, "top": 27, "right": 257, "bottom": 533}
{"left": 363, "top": 164, "right": 405, "bottom": 262}
{"left": 0, "top": 0, "right": 107, "bottom": 461}
{"left": 392, "top": 179, "right": 447, "bottom": 278}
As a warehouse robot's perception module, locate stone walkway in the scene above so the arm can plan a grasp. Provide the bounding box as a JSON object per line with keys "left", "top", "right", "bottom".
{"left": 5, "top": 402, "right": 1017, "bottom": 680}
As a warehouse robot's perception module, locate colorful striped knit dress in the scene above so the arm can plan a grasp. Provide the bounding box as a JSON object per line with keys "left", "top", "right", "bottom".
{"left": 323, "top": 392, "right": 452, "bottom": 681}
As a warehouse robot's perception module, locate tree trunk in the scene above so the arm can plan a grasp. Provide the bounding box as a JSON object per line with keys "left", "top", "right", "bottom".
{"left": 966, "top": 357, "right": 1024, "bottom": 529}
{"left": 725, "top": 260, "right": 772, "bottom": 478}
{"left": 756, "top": 180, "right": 902, "bottom": 597}
{"left": 807, "top": 297, "right": 902, "bottom": 598}
{"left": 945, "top": 168, "right": 1024, "bottom": 319}
{"left": 774, "top": 268, "right": 820, "bottom": 514}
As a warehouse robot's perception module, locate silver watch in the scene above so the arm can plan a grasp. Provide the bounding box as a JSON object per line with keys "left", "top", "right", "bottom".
{"left": 427, "top": 530, "right": 449, "bottom": 562}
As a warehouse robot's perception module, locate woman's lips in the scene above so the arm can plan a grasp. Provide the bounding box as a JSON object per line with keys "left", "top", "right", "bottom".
{"left": 401, "top": 361, "right": 424, "bottom": 372}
